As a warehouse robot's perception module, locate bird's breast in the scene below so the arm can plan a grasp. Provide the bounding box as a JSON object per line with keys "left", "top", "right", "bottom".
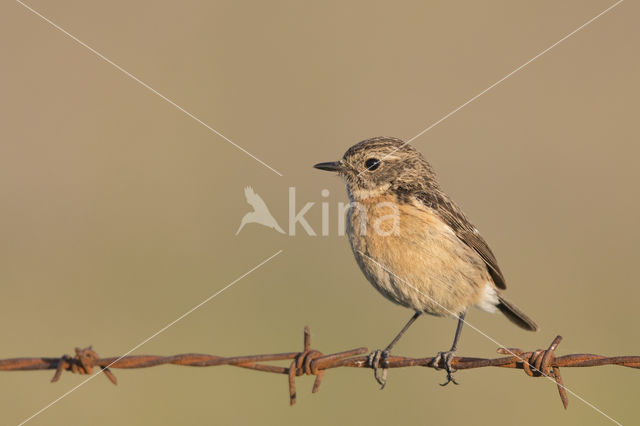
{"left": 346, "top": 194, "right": 490, "bottom": 316}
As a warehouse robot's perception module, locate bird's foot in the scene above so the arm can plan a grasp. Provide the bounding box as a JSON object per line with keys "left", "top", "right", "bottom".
{"left": 367, "top": 349, "right": 390, "bottom": 389}
{"left": 431, "top": 350, "right": 459, "bottom": 386}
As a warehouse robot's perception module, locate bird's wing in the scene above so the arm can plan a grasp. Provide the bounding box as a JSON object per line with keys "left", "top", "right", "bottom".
{"left": 414, "top": 191, "right": 507, "bottom": 290}
{"left": 455, "top": 228, "right": 506, "bottom": 290}
{"left": 244, "top": 186, "right": 269, "bottom": 211}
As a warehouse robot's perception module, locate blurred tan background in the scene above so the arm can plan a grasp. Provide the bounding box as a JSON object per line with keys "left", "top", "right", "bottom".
{"left": 1, "top": 0, "right": 638, "bottom": 425}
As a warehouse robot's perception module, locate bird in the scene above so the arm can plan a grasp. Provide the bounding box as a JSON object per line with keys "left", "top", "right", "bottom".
{"left": 236, "top": 186, "right": 285, "bottom": 235}
{"left": 314, "top": 136, "right": 537, "bottom": 387}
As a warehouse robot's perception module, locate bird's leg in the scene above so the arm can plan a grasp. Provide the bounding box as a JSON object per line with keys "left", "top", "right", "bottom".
{"left": 432, "top": 311, "right": 466, "bottom": 386}
{"left": 369, "top": 311, "right": 422, "bottom": 389}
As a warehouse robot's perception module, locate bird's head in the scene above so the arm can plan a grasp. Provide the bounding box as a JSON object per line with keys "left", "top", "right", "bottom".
{"left": 314, "top": 137, "right": 437, "bottom": 201}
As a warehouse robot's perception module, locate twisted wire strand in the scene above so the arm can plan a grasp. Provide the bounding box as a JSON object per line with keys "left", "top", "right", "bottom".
{"left": 1, "top": 327, "right": 638, "bottom": 408}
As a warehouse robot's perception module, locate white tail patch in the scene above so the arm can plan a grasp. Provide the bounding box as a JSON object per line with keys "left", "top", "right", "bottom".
{"left": 476, "top": 283, "right": 499, "bottom": 313}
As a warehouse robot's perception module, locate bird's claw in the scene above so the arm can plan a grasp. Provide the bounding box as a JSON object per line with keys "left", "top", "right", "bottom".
{"left": 431, "top": 350, "right": 459, "bottom": 386}
{"left": 368, "top": 349, "right": 390, "bottom": 389}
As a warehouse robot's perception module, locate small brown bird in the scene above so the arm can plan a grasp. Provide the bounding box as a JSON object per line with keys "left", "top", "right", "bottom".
{"left": 314, "top": 136, "right": 537, "bottom": 386}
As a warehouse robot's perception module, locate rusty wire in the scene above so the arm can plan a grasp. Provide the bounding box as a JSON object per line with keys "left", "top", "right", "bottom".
{"left": 1, "top": 327, "right": 638, "bottom": 408}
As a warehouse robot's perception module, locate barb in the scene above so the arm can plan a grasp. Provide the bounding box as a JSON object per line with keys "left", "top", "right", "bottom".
{"left": 2, "top": 327, "right": 638, "bottom": 409}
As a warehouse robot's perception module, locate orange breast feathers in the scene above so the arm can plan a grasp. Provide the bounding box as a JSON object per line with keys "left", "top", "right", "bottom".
{"left": 346, "top": 195, "right": 492, "bottom": 316}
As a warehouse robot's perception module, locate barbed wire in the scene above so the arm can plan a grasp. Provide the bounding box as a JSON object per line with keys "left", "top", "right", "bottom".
{"left": 1, "top": 327, "right": 638, "bottom": 408}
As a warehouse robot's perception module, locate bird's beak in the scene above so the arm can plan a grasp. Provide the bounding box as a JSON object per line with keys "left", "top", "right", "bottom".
{"left": 313, "top": 161, "right": 342, "bottom": 172}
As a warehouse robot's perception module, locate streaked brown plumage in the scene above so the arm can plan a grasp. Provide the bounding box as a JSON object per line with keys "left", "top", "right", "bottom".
{"left": 314, "top": 136, "right": 537, "bottom": 386}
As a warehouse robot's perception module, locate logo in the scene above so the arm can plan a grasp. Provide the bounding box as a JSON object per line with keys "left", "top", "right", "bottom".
{"left": 236, "top": 187, "right": 285, "bottom": 235}
{"left": 236, "top": 187, "right": 400, "bottom": 237}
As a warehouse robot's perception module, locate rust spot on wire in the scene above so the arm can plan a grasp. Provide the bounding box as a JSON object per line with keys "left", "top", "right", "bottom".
{"left": 0, "top": 328, "right": 638, "bottom": 408}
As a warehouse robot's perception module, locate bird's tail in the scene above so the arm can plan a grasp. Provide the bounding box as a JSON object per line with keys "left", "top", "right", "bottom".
{"left": 235, "top": 217, "right": 247, "bottom": 235}
{"left": 497, "top": 295, "right": 538, "bottom": 331}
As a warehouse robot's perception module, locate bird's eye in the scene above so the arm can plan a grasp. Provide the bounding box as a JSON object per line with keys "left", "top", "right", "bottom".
{"left": 365, "top": 158, "right": 380, "bottom": 171}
